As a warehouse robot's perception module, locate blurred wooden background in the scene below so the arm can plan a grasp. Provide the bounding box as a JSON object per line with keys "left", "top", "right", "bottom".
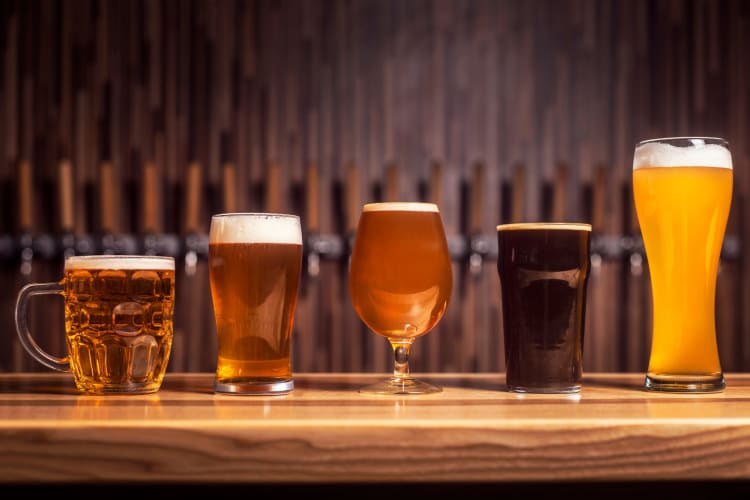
{"left": 1, "top": 0, "right": 749, "bottom": 375}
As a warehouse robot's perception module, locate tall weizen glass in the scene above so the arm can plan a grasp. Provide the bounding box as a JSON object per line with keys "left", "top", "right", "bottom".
{"left": 209, "top": 213, "right": 303, "bottom": 395}
{"left": 349, "top": 202, "right": 452, "bottom": 395}
{"left": 633, "top": 137, "right": 732, "bottom": 392}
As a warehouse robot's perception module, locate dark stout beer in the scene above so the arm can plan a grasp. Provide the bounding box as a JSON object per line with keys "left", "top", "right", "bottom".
{"left": 497, "top": 223, "right": 591, "bottom": 393}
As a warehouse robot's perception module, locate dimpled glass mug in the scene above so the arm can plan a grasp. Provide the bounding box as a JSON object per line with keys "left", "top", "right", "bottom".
{"left": 14, "top": 255, "right": 176, "bottom": 394}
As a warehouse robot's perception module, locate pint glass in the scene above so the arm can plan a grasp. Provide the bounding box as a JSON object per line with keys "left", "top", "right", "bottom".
{"left": 497, "top": 223, "right": 592, "bottom": 393}
{"left": 15, "top": 255, "right": 176, "bottom": 394}
{"left": 209, "top": 213, "right": 303, "bottom": 395}
{"left": 633, "top": 137, "right": 732, "bottom": 392}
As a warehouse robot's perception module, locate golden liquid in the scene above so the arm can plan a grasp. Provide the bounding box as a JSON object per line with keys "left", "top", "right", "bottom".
{"left": 64, "top": 267, "right": 175, "bottom": 394}
{"left": 209, "top": 242, "right": 302, "bottom": 383}
{"left": 634, "top": 165, "right": 732, "bottom": 376}
{"left": 349, "top": 210, "right": 452, "bottom": 340}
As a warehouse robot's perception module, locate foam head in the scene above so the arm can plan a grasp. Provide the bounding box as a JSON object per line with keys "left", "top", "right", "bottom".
{"left": 65, "top": 255, "right": 175, "bottom": 271}
{"left": 633, "top": 138, "right": 732, "bottom": 170}
{"left": 363, "top": 202, "right": 439, "bottom": 213}
{"left": 209, "top": 213, "right": 302, "bottom": 244}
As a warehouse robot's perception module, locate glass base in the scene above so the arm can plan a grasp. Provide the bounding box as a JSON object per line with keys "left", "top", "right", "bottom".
{"left": 645, "top": 373, "right": 725, "bottom": 393}
{"left": 507, "top": 384, "right": 581, "bottom": 394}
{"left": 214, "top": 378, "right": 293, "bottom": 395}
{"left": 359, "top": 376, "right": 442, "bottom": 395}
{"left": 74, "top": 379, "right": 163, "bottom": 395}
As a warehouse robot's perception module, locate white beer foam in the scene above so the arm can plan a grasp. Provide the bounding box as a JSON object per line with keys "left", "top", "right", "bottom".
{"left": 633, "top": 139, "right": 732, "bottom": 169}
{"left": 65, "top": 255, "right": 175, "bottom": 271}
{"left": 210, "top": 213, "right": 302, "bottom": 244}
{"left": 363, "top": 202, "right": 439, "bottom": 213}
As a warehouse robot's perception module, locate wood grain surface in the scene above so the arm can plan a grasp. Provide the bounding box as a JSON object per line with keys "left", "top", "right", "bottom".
{"left": 2, "top": 372, "right": 750, "bottom": 485}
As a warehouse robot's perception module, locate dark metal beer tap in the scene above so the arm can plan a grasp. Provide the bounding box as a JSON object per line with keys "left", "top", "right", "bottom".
{"left": 183, "top": 161, "right": 204, "bottom": 277}
{"left": 468, "top": 162, "right": 491, "bottom": 276}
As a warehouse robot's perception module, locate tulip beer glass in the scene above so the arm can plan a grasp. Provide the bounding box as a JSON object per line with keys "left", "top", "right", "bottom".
{"left": 15, "top": 255, "right": 176, "bottom": 394}
{"left": 209, "top": 213, "right": 303, "bottom": 395}
{"left": 349, "top": 202, "right": 452, "bottom": 395}
{"left": 633, "top": 137, "right": 732, "bottom": 392}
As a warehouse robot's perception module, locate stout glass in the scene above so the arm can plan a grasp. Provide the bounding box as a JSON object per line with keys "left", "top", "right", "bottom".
{"left": 15, "top": 255, "right": 175, "bottom": 394}
{"left": 497, "top": 223, "right": 591, "bottom": 393}
{"left": 349, "top": 202, "right": 452, "bottom": 395}
{"left": 209, "top": 213, "right": 303, "bottom": 395}
{"left": 633, "top": 137, "right": 732, "bottom": 392}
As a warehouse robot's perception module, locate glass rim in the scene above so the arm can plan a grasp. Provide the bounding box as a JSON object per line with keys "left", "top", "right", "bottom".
{"left": 64, "top": 254, "right": 175, "bottom": 270}
{"left": 635, "top": 136, "right": 728, "bottom": 147}
{"left": 496, "top": 222, "right": 592, "bottom": 232}
{"left": 211, "top": 212, "right": 300, "bottom": 220}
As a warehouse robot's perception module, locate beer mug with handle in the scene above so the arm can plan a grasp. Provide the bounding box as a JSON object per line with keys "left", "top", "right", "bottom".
{"left": 15, "top": 255, "right": 176, "bottom": 394}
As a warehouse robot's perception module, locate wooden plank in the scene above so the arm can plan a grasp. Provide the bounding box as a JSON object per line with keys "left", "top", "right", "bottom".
{"left": 7, "top": 373, "right": 750, "bottom": 485}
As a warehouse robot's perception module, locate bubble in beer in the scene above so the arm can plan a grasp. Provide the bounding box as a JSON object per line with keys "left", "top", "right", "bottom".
{"left": 633, "top": 139, "right": 732, "bottom": 170}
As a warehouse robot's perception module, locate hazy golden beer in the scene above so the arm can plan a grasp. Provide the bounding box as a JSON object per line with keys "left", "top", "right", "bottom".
{"left": 349, "top": 204, "right": 452, "bottom": 341}
{"left": 349, "top": 202, "right": 452, "bottom": 394}
{"left": 15, "top": 255, "right": 175, "bottom": 394}
{"left": 633, "top": 137, "right": 732, "bottom": 391}
{"left": 209, "top": 213, "right": 302, "bottom": 394}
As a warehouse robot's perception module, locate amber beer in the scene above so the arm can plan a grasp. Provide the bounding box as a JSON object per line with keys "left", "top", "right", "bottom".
{"left": 348, "top": 203, "right": 452, "bottom": 341}
{"left": 209, "top": 213, "right": 302, "bottom": 395}
{"left": 15, "top": 255, "right": 175, "bottom": 394}
{"left": 633, "top": 137, "right": 732, "bottom": 392}
{"left": 497, "top": 223, "right": 591, "bottom": 393}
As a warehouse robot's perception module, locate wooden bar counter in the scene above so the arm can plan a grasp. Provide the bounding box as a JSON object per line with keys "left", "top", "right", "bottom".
{"left": 2, "top": 372, "right": 750, "bottom": 491}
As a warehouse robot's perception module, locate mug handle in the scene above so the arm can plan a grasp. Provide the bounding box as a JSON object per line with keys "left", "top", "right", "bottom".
{"left": 14, "top": 282, "right": 70, "bottom": 372}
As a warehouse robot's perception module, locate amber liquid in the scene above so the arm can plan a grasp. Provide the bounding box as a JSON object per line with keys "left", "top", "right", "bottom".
{"left": 64, "top": 267, "right": 175, "bottom": 394}
{"left": 348, "top": 210, "right": 452, "bottom": 341}
{"left": 634, "top": 165, "right": 732, "bottom": 384}
{"left": 497, "top": 226, "right": 590, "bottom": 393}
{"left": 209, "top": 242, "right": 302, "bottom": 385}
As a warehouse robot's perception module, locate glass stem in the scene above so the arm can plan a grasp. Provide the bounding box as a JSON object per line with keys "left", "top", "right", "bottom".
{"left": 392, "top": 341, "right": 412, "bottom": 380}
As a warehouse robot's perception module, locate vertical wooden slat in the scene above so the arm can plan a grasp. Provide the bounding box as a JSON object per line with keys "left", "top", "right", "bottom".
{"left": 552, "top": 162, "right": 569, "bottom": 222}
{"left": 99, "top": 161, "right": 118, "bottom": 235}
{"left": 344, "top": 162, "right": 364, "bottom": 372}
{"left": 58, "top": 160, "right": 74, "bottom": 235}
{"left": 141, "top": 161, "right": 161, "bottom": 235}
{"left": 298, "top": 162, "right": 319, "bottom": 373}
{"left": 181, "top": 161, "right": 205, "bottom": 373}
{"left": 17, "top": 159, "right": 32, "bottom": 233}
{"left": 265, "top": 162, "right": 282, "bottom": 214}
{"left": 511, "top": 164, "right": 525, "bottom": 223}
{"left": 425, "top": 161, "right": 444, "bottom": 372}
{"left": 221, "top": 162, "right": 237, "bottom": 214}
